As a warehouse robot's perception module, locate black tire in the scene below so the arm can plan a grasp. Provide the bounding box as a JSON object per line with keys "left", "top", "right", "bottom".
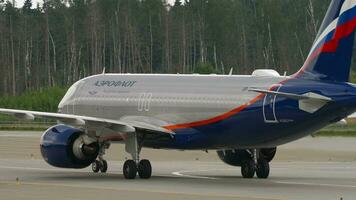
{"left": 241, "top": 159, "right": 255, "bottom": 178}
{"left": 123, "top": 160, "right": 137, "bottom": 179}
{"left": 256, "top": 159, "right": 270, "bottom": 179}
{"left": 92, "top": 160, "right": 100, "bottom": 173}
{"left": 138, "top": 159, "right": 152, "bottom": 179}
{"left": 100, "top": 160, "right": 108, "bottom": 173}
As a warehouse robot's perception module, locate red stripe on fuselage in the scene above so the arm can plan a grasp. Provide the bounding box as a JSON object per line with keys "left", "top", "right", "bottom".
{"left": 163, "top": 82, "right": 290, "bottom": 131}
{"left": 163, "top": 94, "right": 265, "bottom": 130}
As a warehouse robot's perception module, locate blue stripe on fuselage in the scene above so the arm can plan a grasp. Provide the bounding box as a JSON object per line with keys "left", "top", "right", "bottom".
{"left": 143, "top": 79, "right": 356, "bottom": 150}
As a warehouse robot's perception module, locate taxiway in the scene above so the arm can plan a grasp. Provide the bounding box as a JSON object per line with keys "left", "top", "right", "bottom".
{"left": 0, "top": 131, "right": 356, "bottom": 200}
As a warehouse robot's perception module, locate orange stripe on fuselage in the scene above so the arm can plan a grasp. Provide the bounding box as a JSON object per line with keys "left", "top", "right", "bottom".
{"left": 163, "top": 94, "right": 265, "bottom": 130}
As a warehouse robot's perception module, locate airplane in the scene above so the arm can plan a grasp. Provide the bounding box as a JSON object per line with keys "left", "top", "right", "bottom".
{"left": 1, "top": 0, "right": 356, "bottom": 180}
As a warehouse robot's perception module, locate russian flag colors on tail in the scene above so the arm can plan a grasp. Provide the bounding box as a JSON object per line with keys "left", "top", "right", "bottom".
{"left": 295, "top": 0, "right": 356, "bottom": 82}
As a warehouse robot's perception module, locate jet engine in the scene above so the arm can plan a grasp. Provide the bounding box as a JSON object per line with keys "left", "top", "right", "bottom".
{"left": 259, "top": 147, "right": 277, "bottom": 162}
{"left": 217, "top": 147, "right": 277, "bottom": 166}
{"left": 40, "top": 125, "right": 99, "bottom": 169}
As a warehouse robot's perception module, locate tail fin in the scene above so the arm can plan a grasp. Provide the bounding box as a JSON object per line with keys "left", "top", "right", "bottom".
{"left": 295, "top": 0, "right": 356, "bottom": 82}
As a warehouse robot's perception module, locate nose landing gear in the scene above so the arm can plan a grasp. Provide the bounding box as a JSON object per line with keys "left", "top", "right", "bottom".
{"left": 91, "top": 142, "right": 109, "bottom": 173}
{"left": 92, "top": 159, "right": 108, "bottom": 173}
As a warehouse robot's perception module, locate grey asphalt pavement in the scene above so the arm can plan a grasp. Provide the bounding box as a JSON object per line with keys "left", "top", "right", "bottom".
{"left": 1, "top": 131, "right": 356, "bottom": 200}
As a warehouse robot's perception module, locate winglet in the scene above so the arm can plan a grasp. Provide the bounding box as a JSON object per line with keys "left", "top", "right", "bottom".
{"left": 14, "top": 113, "right": 35, "bottom": 121}
{"left": 228, "top": 68, "right": 233, "bottom": 76}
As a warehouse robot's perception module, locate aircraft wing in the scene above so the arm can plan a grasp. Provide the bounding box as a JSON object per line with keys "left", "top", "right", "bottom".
{"left": 248, "top": 88, "right": 333, "bottom": 102}
{"left": 0, "top": 108, "right": 174, "bottom": 136}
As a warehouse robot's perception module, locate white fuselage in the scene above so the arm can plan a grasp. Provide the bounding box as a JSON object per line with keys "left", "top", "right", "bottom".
{"left": 58, "top": 74, "right": 286, "bottom": 128}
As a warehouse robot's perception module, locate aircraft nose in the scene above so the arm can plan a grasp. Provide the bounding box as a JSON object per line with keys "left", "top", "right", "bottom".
{"left": 58, "top": 96, "right": 70, "bottom": 113}
{"left": 57, "top": 80, "right": 82, "bottom": 114}
{"left": 57, "top": 101, "right": 65, "bottom": 113}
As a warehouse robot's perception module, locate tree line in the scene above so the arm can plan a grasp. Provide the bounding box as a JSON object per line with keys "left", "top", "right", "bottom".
{"left": 0, "top": 0, "right": 334, "bottom": 96}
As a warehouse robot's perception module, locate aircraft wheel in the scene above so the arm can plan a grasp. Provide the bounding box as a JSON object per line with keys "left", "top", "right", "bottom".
{"left": 123, "top": 160, "right": 137, "bottom": 179}
{"left": 100, "top": 160, "right": 108, "bottom": 173}
{"left": 92, "top": 160, "right": 100, "bottom": 173}
{"left": 138, "top": 159, "right": 152, "bottom": 179}
{"left": 241, "top": 159, "right": 255, "bottom": 178}
{"left": 256, "top": 159, "right": 270, "bottom": 179}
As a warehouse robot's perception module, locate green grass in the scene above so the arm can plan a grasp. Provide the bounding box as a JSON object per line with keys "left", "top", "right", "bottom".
{"left": 0, "top": 125, "right": 51, "bottom": 131}
{"left": 313, "top": 131, "right": 356, "bottom": 137}
{"left": 310, "top": 123, "right": 356, "bottom": 137}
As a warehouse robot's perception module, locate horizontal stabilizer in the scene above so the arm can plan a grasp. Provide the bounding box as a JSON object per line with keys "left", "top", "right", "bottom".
{"left": 248, "top": 88, "right": 333, "bottom": 102}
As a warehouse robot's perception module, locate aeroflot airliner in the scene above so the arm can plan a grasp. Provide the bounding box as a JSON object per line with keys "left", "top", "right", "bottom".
{"left": 1, "top": 0, "right": 356, "bottom": 179}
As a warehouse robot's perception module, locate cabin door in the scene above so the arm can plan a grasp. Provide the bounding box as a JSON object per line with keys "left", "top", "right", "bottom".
{"left": 263, "top": 84, "right": 282, "bottom": 123}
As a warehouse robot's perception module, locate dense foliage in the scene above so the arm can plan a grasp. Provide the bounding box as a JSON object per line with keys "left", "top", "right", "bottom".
{"left": 0, "top": 86, "right": 66, "bottom": 112}
{"left": 0, "top": 0, "right": 352, "bottom": 98}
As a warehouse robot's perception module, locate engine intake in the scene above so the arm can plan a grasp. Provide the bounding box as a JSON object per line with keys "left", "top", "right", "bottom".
{"left": 259, "top": 147, "right": 277, "bottom": 162}
{"left": 217, "top": 149, "right": 251, "bottom": 166}
{"left": 40, "top": 125, "right": 99, "bottom": 169}
{"left": 217, "top": 147, "right": 277, "bottom": 166}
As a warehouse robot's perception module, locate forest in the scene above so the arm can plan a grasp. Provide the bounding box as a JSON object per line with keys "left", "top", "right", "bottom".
{"left": 0, "top": 0, "right": 346, "bottom": 97}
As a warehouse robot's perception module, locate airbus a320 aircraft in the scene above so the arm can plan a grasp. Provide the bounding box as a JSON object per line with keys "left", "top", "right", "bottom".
{"left": 1, "top": 0, "right": 356, "bottom": 179}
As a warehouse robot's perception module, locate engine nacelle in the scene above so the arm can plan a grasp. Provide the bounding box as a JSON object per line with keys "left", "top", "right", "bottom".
{"left": 40, "top": 125, "right": 99, "bottom": 169}
{"left": 217, "top": 147, "right": 277, "bottom": 166}
{"left": 217, "top": 149, "right": 250, "bottom": 166}
{"left": 259, "top": 147, "right": 277, "bottom": 162}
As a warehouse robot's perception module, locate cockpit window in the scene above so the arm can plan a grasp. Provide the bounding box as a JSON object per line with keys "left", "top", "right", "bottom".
{"left": 58, "top": 80, "right": 83, "bottom": 112}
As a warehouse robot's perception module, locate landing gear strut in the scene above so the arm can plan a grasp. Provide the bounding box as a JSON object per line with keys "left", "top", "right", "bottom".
{"left": 91, "top": 142, "right": 109, "bottom": 173}
{"left": 123, "top": 132, "right": 152, "bottom": 179}
{"left": 241, "top": 149, "right": 270, "bottom": 179}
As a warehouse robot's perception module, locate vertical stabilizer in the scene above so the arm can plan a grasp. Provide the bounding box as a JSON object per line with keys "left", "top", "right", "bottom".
{"left": 295, "top": 0, "right": 356, "bottom": 82}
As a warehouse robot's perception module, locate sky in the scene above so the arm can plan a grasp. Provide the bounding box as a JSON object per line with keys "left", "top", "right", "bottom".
{"left": 15, "top": 0, "right": 176, "bottom": 8}
{"left": 15, "top": 0, "right": 40, "bottom": 8}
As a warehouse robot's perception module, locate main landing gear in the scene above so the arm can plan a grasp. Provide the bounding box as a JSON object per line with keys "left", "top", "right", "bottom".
{"left": 241, "top": 149, "right": 270, "bottom": 179}
{"left": 91, "top": 142, "right": 109, "bottom": 173}
{"left": 123, "top": 159, "right": 152, "bottom": 179}
{"left": 123, "top": 132, "right": 152, "bottom": 179}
